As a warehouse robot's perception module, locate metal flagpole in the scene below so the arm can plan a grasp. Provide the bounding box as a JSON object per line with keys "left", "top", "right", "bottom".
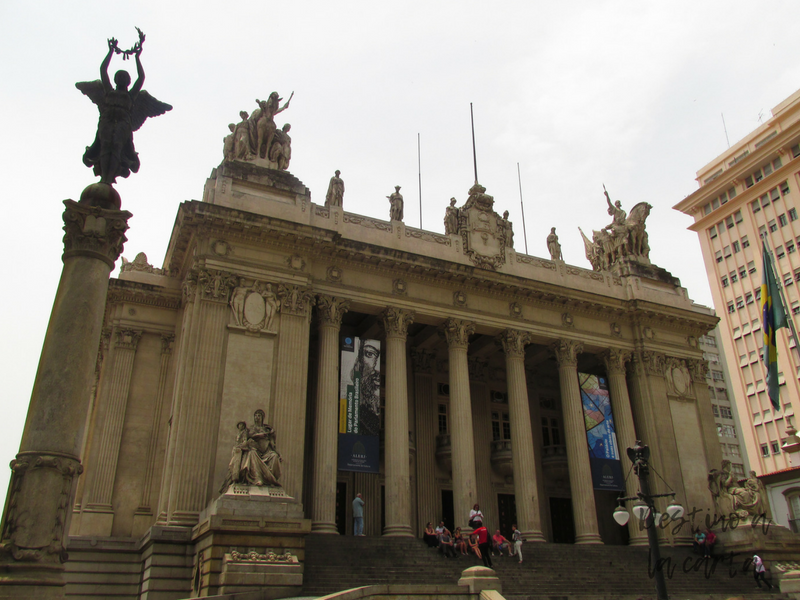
{"left": 517, "top": 163, "right": 529, "bottom": 255}
{"left": 418, "top": 133, "right": 422, "bottom": 229}
{"left": 470, "top": 103, "right": 478, "bottom": 183}
{"left": 761, "top": 235, "right": 800, "bottom": 361}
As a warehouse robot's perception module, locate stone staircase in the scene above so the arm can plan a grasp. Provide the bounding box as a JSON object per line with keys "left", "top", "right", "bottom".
{"left": 302, "top": 534, "right": 786, "bottom": 600}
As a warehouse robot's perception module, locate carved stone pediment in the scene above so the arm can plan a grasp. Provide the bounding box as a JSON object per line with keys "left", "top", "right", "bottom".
{"left": 459, "top": 183, "right": 507, "bottom": 270}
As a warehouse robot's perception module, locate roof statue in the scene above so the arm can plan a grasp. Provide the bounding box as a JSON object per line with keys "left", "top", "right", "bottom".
{"left": 579, "top": 185, "right": 652, "bottom": 273}
{"left": 222, "top": 93, "right": 295, "bottom": 171}
{"left": 76, "top": 29, "right": 172, "bottom": 208}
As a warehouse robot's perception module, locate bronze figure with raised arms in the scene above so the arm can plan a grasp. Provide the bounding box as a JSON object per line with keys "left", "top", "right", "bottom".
{"left": 76, "top": 29, "right": 172, "bottom": 186}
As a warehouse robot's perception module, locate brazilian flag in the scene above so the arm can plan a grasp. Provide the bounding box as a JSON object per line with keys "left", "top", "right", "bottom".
{"left": 761, "top": 242, "right": 788, "bottom": 411}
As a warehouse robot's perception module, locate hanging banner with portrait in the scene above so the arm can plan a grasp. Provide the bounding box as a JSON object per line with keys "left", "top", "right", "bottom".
{"left": 338, "top": 336, "right": 381, "bottom": 473}
{"left": 578, "top": 373, "right": 625, "bottom": 491}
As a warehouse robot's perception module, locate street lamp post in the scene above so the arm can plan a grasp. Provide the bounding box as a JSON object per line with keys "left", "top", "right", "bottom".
{"left": 612, "top": 441, "right": 685, "bottom": 600}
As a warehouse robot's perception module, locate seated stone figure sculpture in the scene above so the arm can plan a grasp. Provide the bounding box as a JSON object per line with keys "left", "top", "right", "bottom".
{"left": 220, "top": 409, "right": 282, "bottom": 493}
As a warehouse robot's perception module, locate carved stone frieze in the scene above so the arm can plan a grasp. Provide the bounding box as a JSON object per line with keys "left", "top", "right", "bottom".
{"left": 393, "top": 279, "right": 408, "bottom": 296}
{"left": 410, "top": 349, "right": 435, "bottom": 373}
{"left": 639, "top": 350, "right": 666, "bottom": 377}
{"left": 440, "top": 318, "right": 475, "bottom": 349}
{"left": 600, "top": 348, "right": 631, "bottom": 374}
{"left": 561, "top": 313, "right": 574, "bottom": 328}
{"left": 344, "top": 214, "right": 392, "bottom": 231}
{"left": 277, "top": 285, "right": 315, "bottom": 317}
{"left": 610, "top": 322, "right": 622, "bottom": 337}
{"left": 643, "top": 327, "right": 655, "bottom": 340}
{"left": 550, "top": 339, "right": 583, "bottom": 368}
{"left": 509, "top": 302, "right": 523, "bottom": 318}
{"left": 687, "top": 336, "right": 698, "bottom": 348}
{"left": 228, "top": 549, "right": 298, "bottom": 563}
{"left": 381, "top": 307, "right": 415, "bottom": 338}
{"left": 497, "top": 329, "right": 531, "bottom": 358}
{"left": 687, "top": 358, "right": 710, "bottom": 384}
{"left": 1, "top": 451, "right": 83, "bottom": 563}
{"left": 198, "top": 268, "right": 235, "bottom": 303}
{"left": 453, "top": 291, "right": 467, "bottom": 307}
{"left": 316, "top": 295, "right": 349, "bottom": 327}
{"left": 182, "top": 272, "right": 198, "bottom": 305}
{"left": 326, "top": 265, "right": 343, "bottom": 283}
{"left": 211, "top": 239, "right": 232, "bottom": 256}
{"left": 114, "top": 329, "right": 143, "bottom": 351}
{"left": 516, "top": 255, "right": 557, "bottom": 270}
{"left": 405, "top": 228, "right": 451, "bottom": 246}
{"left": 286, "top": 255, "right": 306, "bottom": 271}
{"left": 664, "top": 356, "right": 695, "bottom": 399}
{"left": 229, "top": 279, "right": 280, "bottom": 332}
{"left": 62, "top": 200, "right": 132, "bottom": 268}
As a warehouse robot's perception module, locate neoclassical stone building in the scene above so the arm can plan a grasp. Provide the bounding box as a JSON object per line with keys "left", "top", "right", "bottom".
{"left": 64, "top": 150, "right": 720, "bottom": 595}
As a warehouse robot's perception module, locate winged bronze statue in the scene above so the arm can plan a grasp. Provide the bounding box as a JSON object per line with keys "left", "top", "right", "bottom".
{"left": 76, "top": 29, "right": 172, "bottom": 186}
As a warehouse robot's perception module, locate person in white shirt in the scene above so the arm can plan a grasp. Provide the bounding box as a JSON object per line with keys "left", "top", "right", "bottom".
{"left": 468, "top": 504, "right": 484, "bottom": 528}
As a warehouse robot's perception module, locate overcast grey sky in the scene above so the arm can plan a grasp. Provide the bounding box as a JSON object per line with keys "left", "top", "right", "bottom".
{"left": 2, "top": 0, "right": 800, "bottom": 507}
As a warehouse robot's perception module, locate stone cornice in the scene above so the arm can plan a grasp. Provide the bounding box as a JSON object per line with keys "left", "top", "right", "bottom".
{"left": 107, "top": 280, "right": 182, "bottom": 310}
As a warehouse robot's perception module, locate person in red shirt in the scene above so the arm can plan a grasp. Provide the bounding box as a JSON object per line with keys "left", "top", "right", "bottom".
{"left": 493, "top": 530, "right": 513, "bottom": 556}
{"left": 473, "top": 526, "right": 492, "bottom": 568}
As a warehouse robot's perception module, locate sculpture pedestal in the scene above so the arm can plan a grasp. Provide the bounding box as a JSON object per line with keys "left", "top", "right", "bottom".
{"left": 716, "top": 522, "right": 800, "bottom": 565}
{"left": 190, "top": 487, "right": 311, "bottom": 598}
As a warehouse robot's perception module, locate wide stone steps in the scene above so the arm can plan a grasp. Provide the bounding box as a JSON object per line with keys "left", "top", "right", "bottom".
{"left": 302, "top": 534, "right": 785, "bottom": 599}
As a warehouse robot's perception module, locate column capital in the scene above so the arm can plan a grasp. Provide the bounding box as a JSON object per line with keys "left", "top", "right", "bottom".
{"left": 686, "top": 357, "right": 709, "bottom": 383}
{"left": 114, "top": 329, "right": 143, "bottom": 351}
{"left": 497, "top": 329, "right": 531, "bottom": 358}
{"left": 600, "top": 348, "right": 632, "bottom": 374}
{"left": 197, "top": 268, "right": 236, "bottom": 303}
{"left": 410, "top": 348, "right": 435, "bottom": 373}
{"left": 635, "top": 350, "right": 666, "bottom": 377}
{"left": 62, "top": 200, "right": 132, "bottom": 268}
{"left": 317, "top": 295, "right": 350, "bottom": 327}
{"left": 550, "top": 339, "right": 583, "bottom": 367}
{"left": 160, "top": 334, "right": 175, "bottom": 354}
{"left": 277, "top": 284, "right": 315, "bottom": 317}
{"left": 381, "top": 307, "right": 415, "bottom": 338}
{"left": 439, "top": 318, "right": 475, "bottom": 349}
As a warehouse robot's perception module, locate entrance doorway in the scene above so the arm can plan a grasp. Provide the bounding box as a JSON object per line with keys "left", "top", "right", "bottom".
{"left": 549, "top": 497, "right": 575, "bottom": 543}
{"left": 441, "top": 490, "right": 454, "bottom": 532}
{"left": 497, "top": 493, "right": 517, "bottom": 538}
{"left": 336, "top": 481, "right": 347, "bottom": 535}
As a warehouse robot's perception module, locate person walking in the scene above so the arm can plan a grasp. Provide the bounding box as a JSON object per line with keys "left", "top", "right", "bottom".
{"left": 352, "top": 493, "right": 365, "bottom": 536}
{"left": 753, "top": 554, "right": 773, "bottom": 589}
{"left": 511, "top": 524, "right": 523, "bottom": 564}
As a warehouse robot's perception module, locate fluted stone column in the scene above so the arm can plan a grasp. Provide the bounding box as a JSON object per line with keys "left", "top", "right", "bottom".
{"left": 81, "top": 328, "right": 143, "bottom": 535}
{"left": 441, "top": 318, "right": 478, "bottom": 531}
{"left": 551, "top": 339, "right": 602, "bottom": 544}
{"left": 132, "top": 334, "right": 174, "bottom": 536}
{"left": 0, "top": 200, "right": 130, "bottom": 598}
{"left": 411, "top": 349, "right": 436, "bottom": 538}
{"left": 166, "top": 271, "right": 231, "bottom": 525}
{"left": 600, "top": 349, "right": 646, "bottom": 546}
{"left": 499, "top": 330, "right": 545, "bottom": 542}
{"left": 381, "top": 307, "right": 415, "bottom": 537}
{"left": 311, "top": 296, "right": 349, "bottom": 533}
{"left": 272, "top": 285, "right": 315, "bottom": 500}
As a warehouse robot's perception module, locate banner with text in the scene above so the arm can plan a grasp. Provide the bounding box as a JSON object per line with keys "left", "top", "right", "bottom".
{"left": 338, "top": 336, "right": 381, "bottom": 473}
{"left": 578, "top": 372, "right": 625, "bottom": 491}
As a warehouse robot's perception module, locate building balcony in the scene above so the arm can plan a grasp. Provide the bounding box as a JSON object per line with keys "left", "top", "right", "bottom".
{"left": 490, "top": 439, "right": 513, "bottom": 477}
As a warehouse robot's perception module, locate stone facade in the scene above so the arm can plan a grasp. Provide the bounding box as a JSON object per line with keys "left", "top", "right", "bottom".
{"left": 63, "top": 157, "right": 722, "bottom": 598}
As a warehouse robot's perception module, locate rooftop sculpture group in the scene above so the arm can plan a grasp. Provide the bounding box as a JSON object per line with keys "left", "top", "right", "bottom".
{"left": 580, "top": 187, "right": 652, "bottom": 272}
{"left": 76, "top": 29, "right": 172, "bottom": 207}
{"left": 223, "top": 92, "right": 294, "bottom": 171}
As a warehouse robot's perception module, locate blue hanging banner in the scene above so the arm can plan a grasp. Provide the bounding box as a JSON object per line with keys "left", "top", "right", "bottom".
{"left": 578, "top": 373, "right": 625, "bottom": 491}
{"left": 337, "top": 336, "right": 381, "bottom": 473}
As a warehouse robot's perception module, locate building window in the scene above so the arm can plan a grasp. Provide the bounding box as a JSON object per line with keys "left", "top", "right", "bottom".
{"left": 716, "top": 250, "right": 723, "bottom": 263}
{"left": 712, "top": 370, "right": 724, "bottom": 381}
{"left": 709, "top": 226, "right": 718, "bottom": 240}
{"left": 721, "top": 276, "right": 729, "bottom": 288}
{"left": 727, "top": 302, "right": 735, "bottom": 314}
{"left": 716, "top": 387, "right": 728, "bottom": 399}
{"left": 752, "top": 200, "right": 761, "bottom": 213}
{"left": 786, "top": 273, "right": 795, "bottom": 287}
{"left": 724, "top": 245, "right": 732, "bottom": 257}
{"left": 732, "top": 463, "right": 745, "bottom": 476}
{"left": 746, "top": 383, "right": 755, "bottom": 395}
{"left": 730, "top": 272, "right": 738, "bottom": 283}
{"left": 492, "top": 411, "right": 510, "bottom": 441}
{"left": 780, "top": 214, "right": 789, "bottom": 227}
{"left": 733, "top": 240, "right": 741, "bottom": 253}
{"left": 742, "top": 236, "right": 750, "bottom": 249}
{"left": 748, "top": 260, "right": 756, "bottom": 274}
{"left": 781, "top": 181, "right": 790, "bottom": 195}
{"left": 792, "top": 301, "right": 800, "bottom": 316}
{"left": 791, "top": 208, "right": 799, "bottom": 222}
{"left": 789, "top": 242, "right": 797, "bottom": 254}
{"left": 743, "top": 322, "right": 751, "bottom": 335}
{"left": 759, "top": 225, "right": 767, "bottom": 238}
{"left": 736, "top": 296, "right": 745, "bottom": 309}
{"left": 746, "top": 292, "right": 754, "bottom": 304}
{"left": 749, "top": 351, "right": 758, "bottom": 363}
{"left": 772, "top": 441, "right": 781, "bottom": 455}
{"left": 777, "top": 245, "right": 786, "bottom": 259}
{"left": 704, "top": 203, "right": 712, "bottom": 216}
{"left": 762, "top": 194, "right": 771, "bottom": 208}
{"left": 769, "top": 220, "right": 778, "bottom": 233}
{"left": 772, "top": 187, "right": 782, "bottom": 202}
{"left": 752, "top": 319, "right": 761, "bottom": 331}
{"left": 720, "top": 406, "right": 733, "bottom": 419}
{"left": 733, "top": 327, "right": 741, "bottom": 338}
{"left": 795, "top": 268, "right": 800, "bottom": 282}
{"left": 438, "top": 404, "right": 448, "bottom": 434}
{"left": 756, "top": 288, "right": 762, "bottom": 301}
{"left": 761, "top": 444, "right": 770, "bottom": 457}
{"left": 729, "top": 445, "right": 741, "bottom": 457}
{"left": 712, "top": 404, "right": 720, "bottom": 417}
{"left": 735, "top": 209, "right": 743, "bottom": 223}
{"left": 726, "top": 216, "right": 735, "bottom": 229}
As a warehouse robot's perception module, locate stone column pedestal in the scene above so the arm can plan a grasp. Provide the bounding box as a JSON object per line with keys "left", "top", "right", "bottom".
{"left": 0, "top": 200, "right": 131, "bottom": 598}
